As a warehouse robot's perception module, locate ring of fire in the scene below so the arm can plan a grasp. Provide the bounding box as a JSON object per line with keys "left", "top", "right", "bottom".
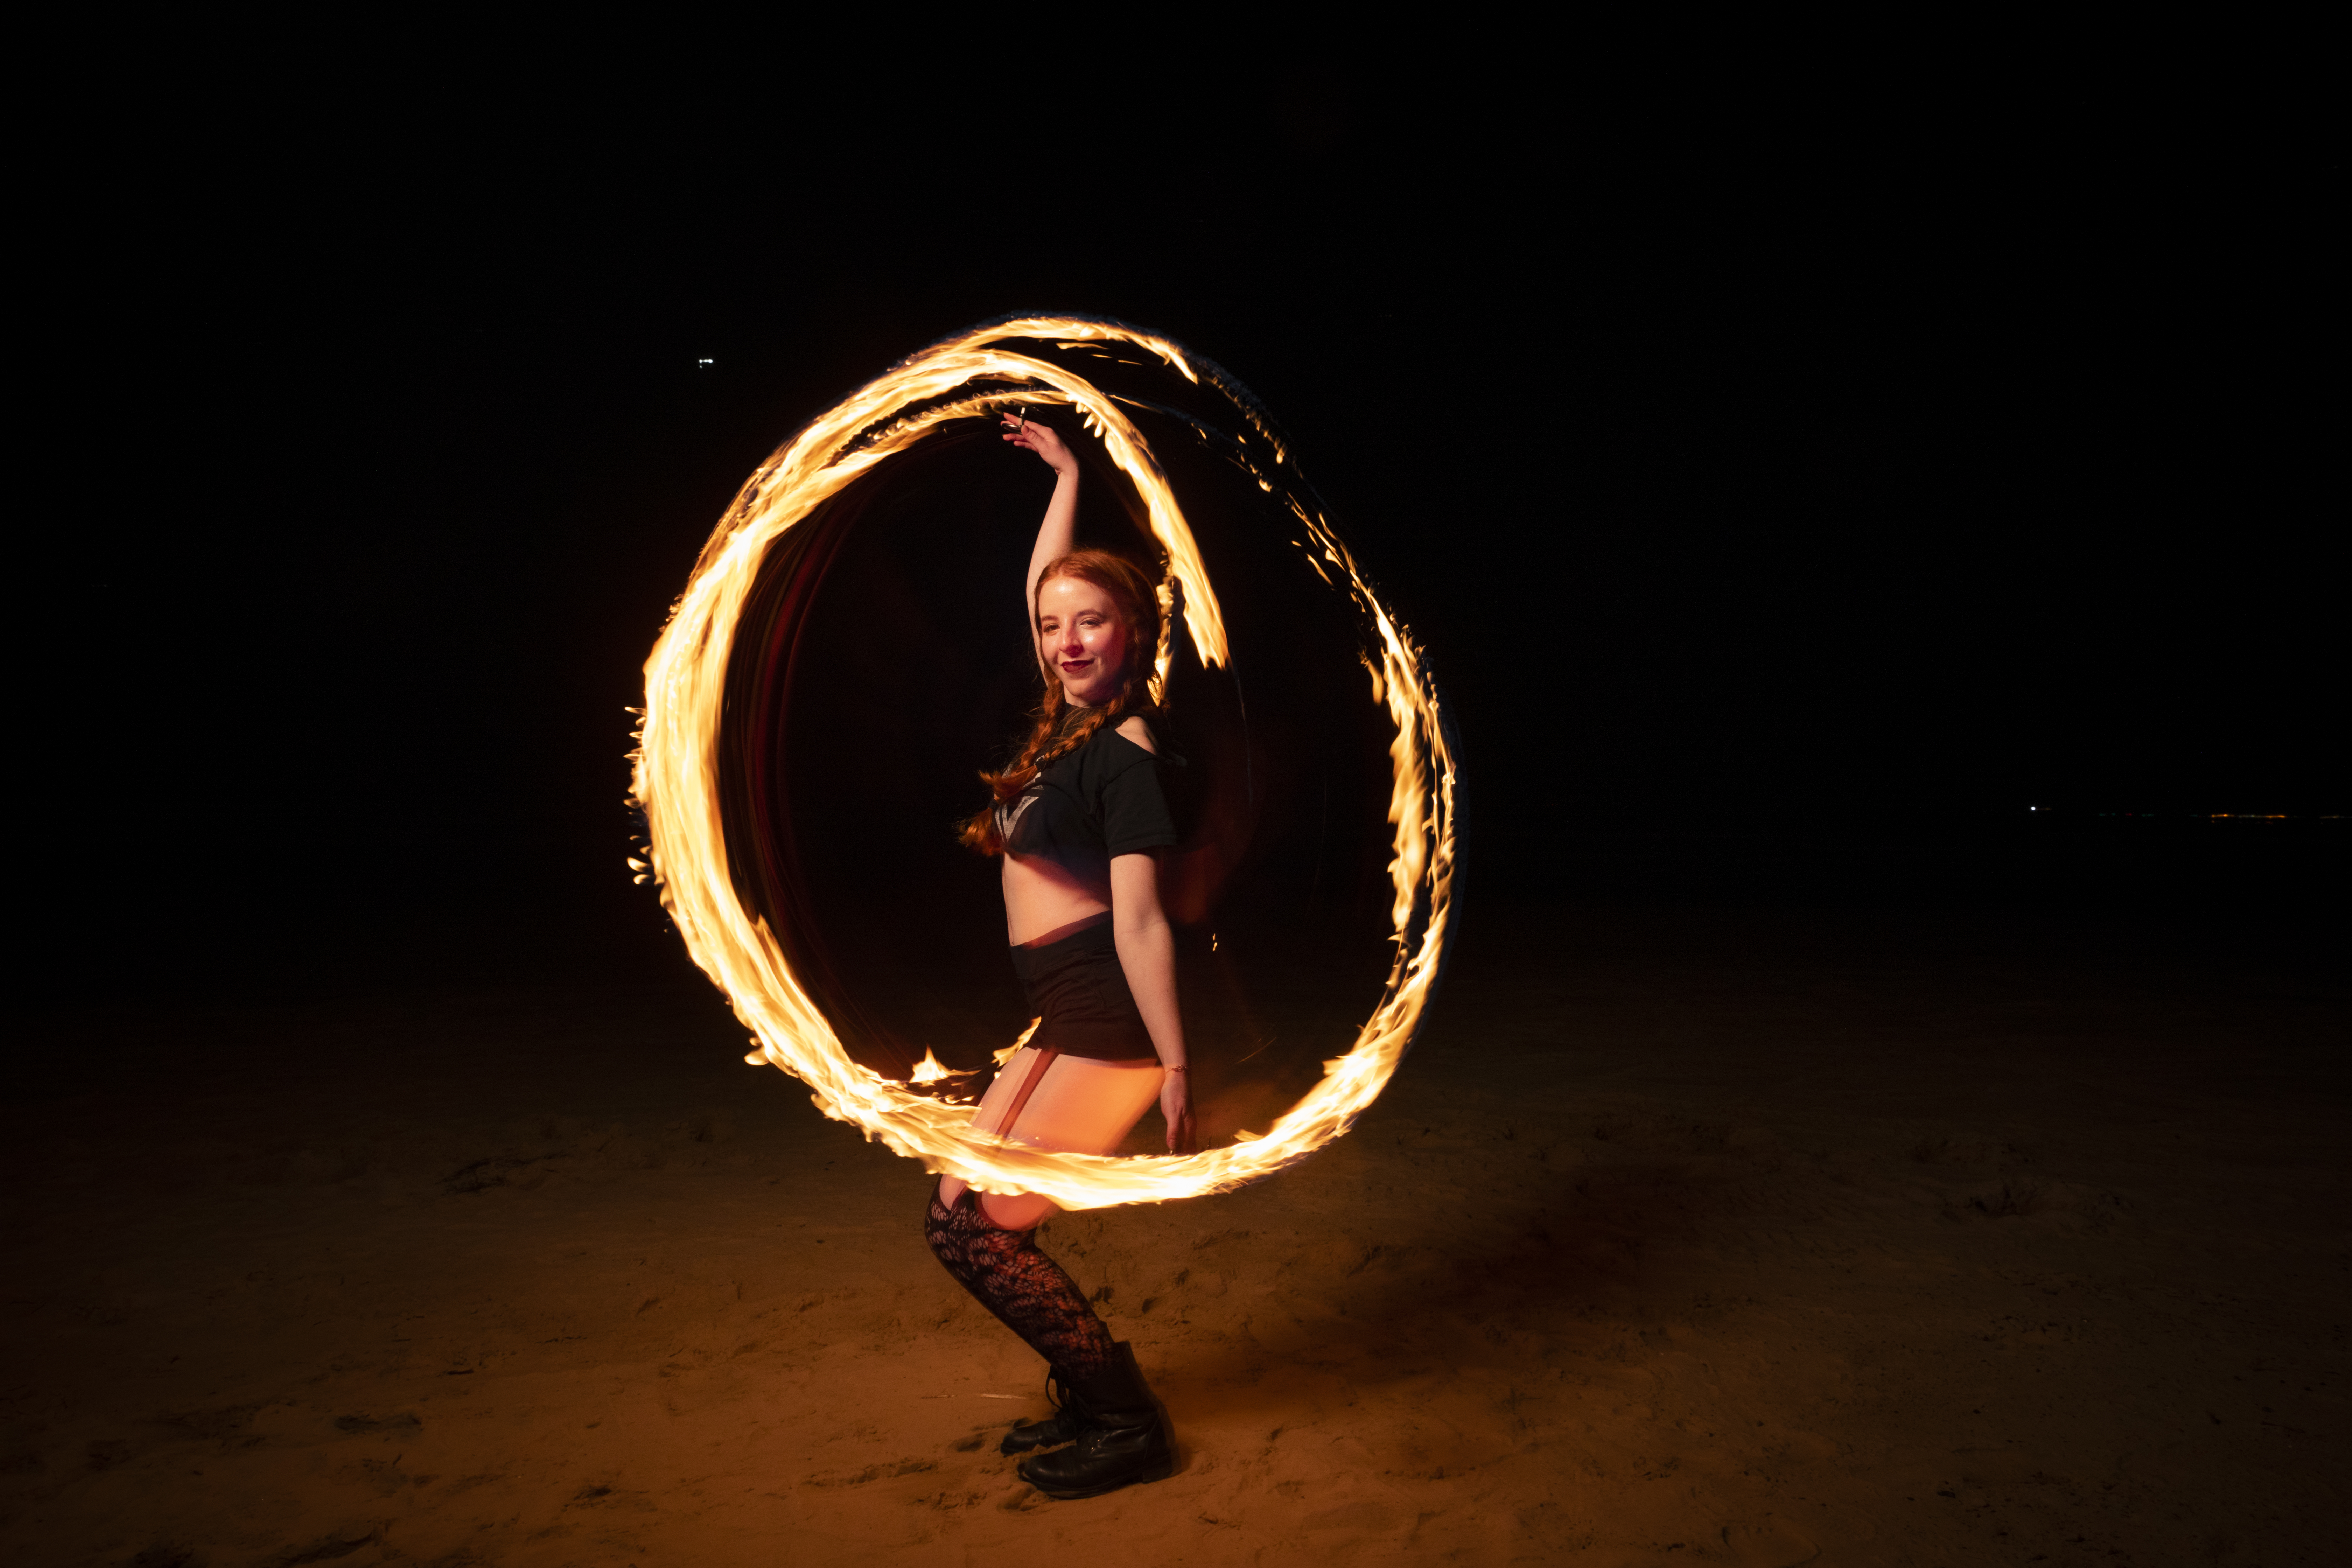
{"left": 630, "top": 316, "right": 1456, "bottom": 1208}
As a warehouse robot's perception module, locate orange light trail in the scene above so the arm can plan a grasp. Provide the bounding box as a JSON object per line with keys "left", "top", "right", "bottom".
{"left": 630, "top": 317, "right": 1456, "bottom": 1208}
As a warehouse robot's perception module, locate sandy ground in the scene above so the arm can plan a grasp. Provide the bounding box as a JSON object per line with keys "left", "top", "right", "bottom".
{"left": 2, "top": 905, "right": 2344, "bottom": 1567}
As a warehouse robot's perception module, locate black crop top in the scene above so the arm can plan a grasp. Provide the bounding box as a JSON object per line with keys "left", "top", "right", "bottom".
{"left": 996, "top": 718, "right": 1181, "bottom": 890}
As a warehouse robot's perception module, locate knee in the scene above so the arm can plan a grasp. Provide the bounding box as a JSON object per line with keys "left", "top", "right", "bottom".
{"left": 980, "top": 1190, "right": 1057, "bottom": 1232}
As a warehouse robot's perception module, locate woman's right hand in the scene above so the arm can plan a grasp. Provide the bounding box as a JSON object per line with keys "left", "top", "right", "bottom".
{"left": 1160, "top": 1068, "right": 1197, "bottom": 1156}
{"left": 1003, "top": 412, "right": 1077, "bottom": 476}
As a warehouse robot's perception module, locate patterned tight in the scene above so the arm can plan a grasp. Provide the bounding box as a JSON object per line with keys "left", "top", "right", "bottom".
{"left": 924, "top": 1181, "right": 1117, "bottom": 1381}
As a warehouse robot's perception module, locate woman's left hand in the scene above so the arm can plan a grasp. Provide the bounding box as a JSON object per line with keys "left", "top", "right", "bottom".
{"left": 1160, "top": 1068, "right": 1196, "bottom": 1156}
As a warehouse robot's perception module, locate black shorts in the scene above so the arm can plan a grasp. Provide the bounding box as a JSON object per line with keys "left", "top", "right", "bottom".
{"left": 1008, "top": 918, "right": 1157, "bottom": 1062}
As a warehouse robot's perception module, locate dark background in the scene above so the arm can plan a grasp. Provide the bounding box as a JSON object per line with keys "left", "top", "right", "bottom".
{"left": 22, "top": 58, "right": 2341, "bottom": 1022}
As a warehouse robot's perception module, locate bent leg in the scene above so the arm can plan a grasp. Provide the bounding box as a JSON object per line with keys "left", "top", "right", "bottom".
{"left": 922, "top": 1052, "right": 1162, "bottom": 1382}
{"left": 923, "top": 1183, "right": 1119, "bottom": 1381}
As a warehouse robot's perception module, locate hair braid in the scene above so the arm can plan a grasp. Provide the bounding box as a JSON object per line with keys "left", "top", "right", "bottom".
{"left": 958, "top": 550, "right": 1164, "bottom": 856}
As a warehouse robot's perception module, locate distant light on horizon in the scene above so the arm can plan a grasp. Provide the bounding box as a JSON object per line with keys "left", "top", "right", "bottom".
{"left": 697, "top": 357, "right": 714, "bottom": 368}
{"left": 2024, "top": 806, "right": 2338, "bottom": 820}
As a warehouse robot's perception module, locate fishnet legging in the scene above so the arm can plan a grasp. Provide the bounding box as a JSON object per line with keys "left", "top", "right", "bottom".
{"left": 924, "top": 1182, "right": 1116, "bottom": 1381}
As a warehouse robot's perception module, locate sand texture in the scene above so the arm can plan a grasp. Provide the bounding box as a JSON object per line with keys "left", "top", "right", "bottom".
{"left": 2, "top": 908, "right": 2344, "bottom": 1566}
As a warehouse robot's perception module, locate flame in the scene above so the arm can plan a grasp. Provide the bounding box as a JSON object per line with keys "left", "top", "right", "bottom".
{"left": 994, "top": 1017, "right": 1043, "bottom": 1069}
{"left": 632, "top": 316, "right": 1456, "bottom": 1209}
{"left": 908, "top": 1048, "right": 955, "bottom": 1085}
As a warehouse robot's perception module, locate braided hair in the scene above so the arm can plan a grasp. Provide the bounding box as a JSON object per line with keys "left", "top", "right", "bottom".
{"left": 959, "top": 549, "right": 1164, "bottom": 856}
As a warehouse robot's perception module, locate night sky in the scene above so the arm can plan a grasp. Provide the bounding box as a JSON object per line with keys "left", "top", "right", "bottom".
{"left": 26, "top": 63, "right": 2339, "bottom": 1012}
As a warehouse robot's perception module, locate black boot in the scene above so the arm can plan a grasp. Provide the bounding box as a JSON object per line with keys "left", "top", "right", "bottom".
{"left": 1015, "top": 1343, "right": 1174, "bottom": 1499}
{"left": 999, "top": 1367, "right": 1086, "bottom": 1456}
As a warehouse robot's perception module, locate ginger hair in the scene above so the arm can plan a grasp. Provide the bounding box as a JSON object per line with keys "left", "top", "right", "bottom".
{"left": 959, "top": 550, "right": 1164, "bottom": 856}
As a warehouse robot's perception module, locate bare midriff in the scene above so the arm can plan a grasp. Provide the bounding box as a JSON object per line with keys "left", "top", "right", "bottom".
{"left": 1002, "top": 851, "right": 1110, "bottom": 947}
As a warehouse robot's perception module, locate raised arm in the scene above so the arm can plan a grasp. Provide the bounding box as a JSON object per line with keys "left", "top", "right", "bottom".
{"left": 1005, "top": 412, "right": 1080, "bottom": 629}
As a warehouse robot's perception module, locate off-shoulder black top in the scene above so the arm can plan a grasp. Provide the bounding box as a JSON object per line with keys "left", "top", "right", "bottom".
{"left": 995, "top": 715, "right": 1181, "bottom": 890}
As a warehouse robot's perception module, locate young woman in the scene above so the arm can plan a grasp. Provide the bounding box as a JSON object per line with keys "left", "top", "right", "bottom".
{"left": 922, "top": 412, "right": 1196, "bottom": 1501}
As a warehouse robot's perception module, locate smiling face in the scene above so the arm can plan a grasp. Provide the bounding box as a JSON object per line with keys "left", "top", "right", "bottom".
{"left": 1036, "top": 573, "right": 1130, "bottom": 707}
